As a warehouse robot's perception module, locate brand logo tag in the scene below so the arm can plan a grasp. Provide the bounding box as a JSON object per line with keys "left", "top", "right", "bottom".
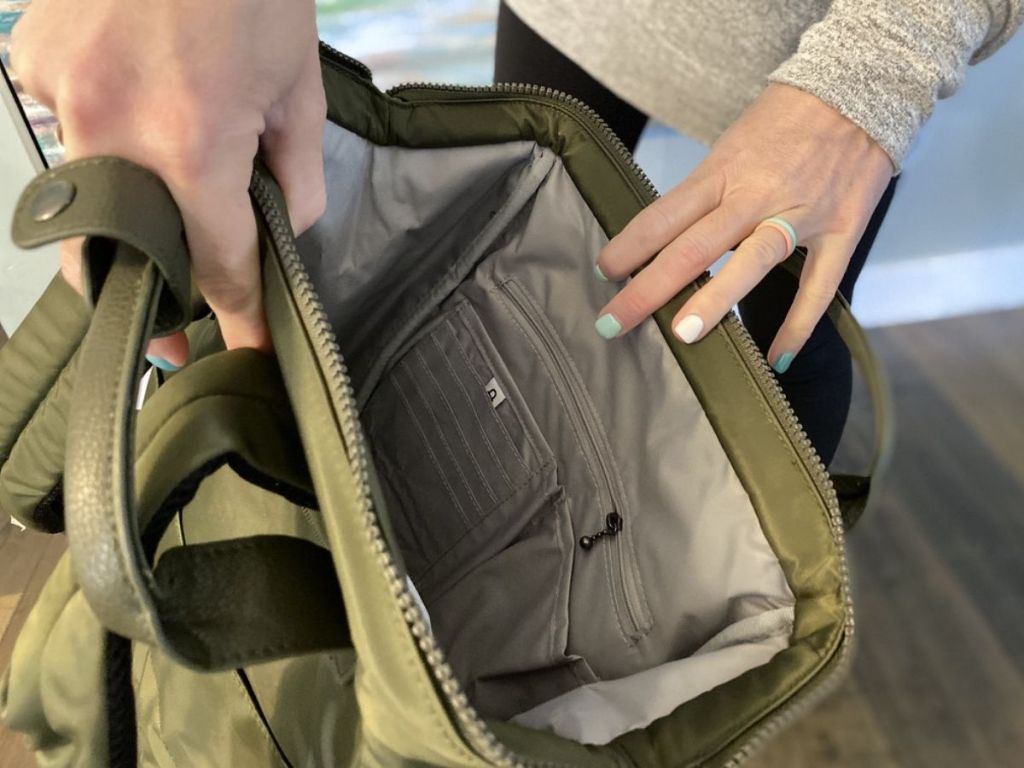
{"left": 485, "top": 376, "right": 506, "bottom": 408}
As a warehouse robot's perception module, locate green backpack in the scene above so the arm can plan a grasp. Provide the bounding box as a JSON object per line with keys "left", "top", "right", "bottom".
{"left": 0, "top": 46, "right": 890, "bottom": 767}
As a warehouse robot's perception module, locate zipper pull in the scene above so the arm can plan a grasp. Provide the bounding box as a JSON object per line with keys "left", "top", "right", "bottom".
{"left": 579, "top": 512, "right": 623, "bottom": 551}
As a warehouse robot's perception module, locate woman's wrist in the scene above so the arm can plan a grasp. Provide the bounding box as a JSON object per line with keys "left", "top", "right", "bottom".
{"left": 768, "top": 0, "right": 995, "bottom": 169}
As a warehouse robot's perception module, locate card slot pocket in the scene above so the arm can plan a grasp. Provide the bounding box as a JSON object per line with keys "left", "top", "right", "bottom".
{"left": 363, "top": 300, "right": 553, "bottom": 585}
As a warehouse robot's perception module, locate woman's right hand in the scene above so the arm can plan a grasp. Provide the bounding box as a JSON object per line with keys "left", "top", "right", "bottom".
{"left": 10, "top": 0, "right": 328, "bottom": 368}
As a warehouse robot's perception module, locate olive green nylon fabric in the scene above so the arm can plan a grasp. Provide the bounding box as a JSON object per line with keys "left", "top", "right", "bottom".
{"left": 239, "top": 650, "right": 362, "bottom": 767}
{"left": 134, "top": 463, "right": 357, "bottom": 767}
{"left": 0, "top": 277, "right": 87, "bottom": 530}
{"left": 0, "top": 276, "right": 86, "bottom": 454}
{"left": 0, "top": 555, "right": 108, "bottom": 767}
{"left": 315, "top": 61, "right": 849, "bottom": 766}
{"left": 120, "top": 341, "right": 352, "bottom": 670}
{"left": 260, "top": 191, "right": 501, "bottom": 768}
{"left": 132, "top": 349, "right": 315, "bottom": 532}
{"left": 0, "top": 48, "right": 864, "bottom": 767}
{"left": 778, "top": 250, "right": 893, "bottom": 530}
{"left": 171, "top": 465, "right": 363, "bottom": 767}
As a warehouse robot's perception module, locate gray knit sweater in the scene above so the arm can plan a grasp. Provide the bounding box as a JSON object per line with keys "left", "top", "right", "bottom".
{"left": 504, "top": 0, "right": 1023, "bottom": 168}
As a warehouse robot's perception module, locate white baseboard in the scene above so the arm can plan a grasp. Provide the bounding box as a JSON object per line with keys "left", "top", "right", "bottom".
{"left": 852, "top": 244, "right": 1024, "bottom": 328}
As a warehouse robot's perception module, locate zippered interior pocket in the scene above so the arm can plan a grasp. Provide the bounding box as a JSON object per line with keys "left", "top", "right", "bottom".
{"left": 488, "top": 278, "right": 655, "bottom": 656}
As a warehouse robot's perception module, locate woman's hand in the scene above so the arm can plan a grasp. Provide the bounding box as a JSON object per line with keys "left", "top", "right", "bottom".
{"left": 594, "top": 83, "right": 893, "bottom": 372}
{"left": 10, "top": 0, "right": 327, "bottom": 369}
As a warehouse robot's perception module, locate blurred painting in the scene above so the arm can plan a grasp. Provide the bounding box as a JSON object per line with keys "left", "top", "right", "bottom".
{"left": 317, "top": 0, "right": 497, "bottom": 89}
{"left": 0, "top": 0, "right": 499, "bottom": 168}
{"left": 1, "top": 1, "right": 63, "bottom": 166}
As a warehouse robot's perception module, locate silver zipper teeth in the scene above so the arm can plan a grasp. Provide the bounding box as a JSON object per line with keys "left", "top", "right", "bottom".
{"left": 318, "top": 40, "right": 374, "bottom": 81}
{"left": 255, "top": 62, "right": 853, "bottom": 767}
{"left": 385, "top": 81, "right": 661, "bottom": 205}
{"left": 718, "top": 307, "right": 854, "bottom": 767}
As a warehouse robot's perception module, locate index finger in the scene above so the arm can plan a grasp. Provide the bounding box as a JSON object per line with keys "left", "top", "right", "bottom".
{"left": 597, "top": 174, "right": 721, "bottom": 281}
{"left": 595, "top": 203, "right": 753, "bottom": 337}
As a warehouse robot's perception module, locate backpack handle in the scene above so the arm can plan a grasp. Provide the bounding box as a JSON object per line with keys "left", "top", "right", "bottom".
{"left": 12, "top": 158, "right": 192, "bottom": 647}
{"left": 11, "top": 158, "right": 350, "bottom": 668}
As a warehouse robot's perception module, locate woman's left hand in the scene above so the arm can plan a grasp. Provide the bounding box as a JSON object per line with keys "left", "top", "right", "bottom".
{"left": 594, "top": 83, "right": 893, "bottom": 372}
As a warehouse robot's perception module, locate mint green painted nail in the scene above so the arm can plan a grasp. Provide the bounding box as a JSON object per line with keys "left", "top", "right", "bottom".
{"left": 595, "top": 314, "right": 622, "bottom": 339}
{"left": 146, "top": 354, "right": 179, "bottom": 372}
{"left": 773, "top": 352, "right": 795, "bottom": 375}
{"left": 593, "top": 263, "right": 609, "bottom": 282}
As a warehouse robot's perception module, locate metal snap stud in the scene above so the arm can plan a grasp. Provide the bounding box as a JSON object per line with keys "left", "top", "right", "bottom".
{"left": 30, "top": 179, "right": 76, "bottom": 222}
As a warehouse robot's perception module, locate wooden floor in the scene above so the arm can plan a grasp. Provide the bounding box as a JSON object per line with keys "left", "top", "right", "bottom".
{"left": 2, "top": 309, "right": 1023, "bottom": 767}
{"left": 0, "top": 527, "right": 66, "bottom": 767}
{"left": 751, "top": 308, "right": 1024, "bottom": 768}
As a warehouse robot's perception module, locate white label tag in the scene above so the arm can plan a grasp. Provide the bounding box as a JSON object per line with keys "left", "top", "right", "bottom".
{"left": 485, "top": 376, "right": 507, "bottom": 408}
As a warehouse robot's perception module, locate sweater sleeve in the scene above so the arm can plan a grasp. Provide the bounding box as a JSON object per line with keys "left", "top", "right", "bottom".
{"left": 768, "top": 0, "right": 1024, "bottom": 169}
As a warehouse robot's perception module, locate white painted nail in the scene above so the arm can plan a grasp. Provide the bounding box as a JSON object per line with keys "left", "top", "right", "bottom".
{"left": 674, "top": 314, "right": 704, "bottom": 344}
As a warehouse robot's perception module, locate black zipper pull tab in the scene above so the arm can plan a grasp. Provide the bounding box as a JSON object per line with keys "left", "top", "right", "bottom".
{"left": 579, "top": 512, "right": 623, "bottom": 551}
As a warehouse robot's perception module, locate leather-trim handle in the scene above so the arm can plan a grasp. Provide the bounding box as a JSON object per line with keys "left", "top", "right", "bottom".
{"left": 12, "top": 156, "right": 191, "bottom": 335}
{"left": 67, "top": 248, "right": 164, "bottom": 641}
{"left": 11, "top": 158, "right": 352, "bottom": 667}
{"left": 12, "top": 159, "right": 191, "bottom": 644}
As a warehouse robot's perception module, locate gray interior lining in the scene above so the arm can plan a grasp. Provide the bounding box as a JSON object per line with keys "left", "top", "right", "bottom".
{"left": 296, "top": 121, "right": 796, "bottom": 739}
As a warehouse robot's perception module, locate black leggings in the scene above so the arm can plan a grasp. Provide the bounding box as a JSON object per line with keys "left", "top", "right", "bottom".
{"left": 495, "top": 3, "right": 898, "bottom": 465}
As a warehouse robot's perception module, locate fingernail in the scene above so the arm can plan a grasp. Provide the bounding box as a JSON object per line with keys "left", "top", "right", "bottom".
{"left": 593, "top": 263, "right": 609, "bottom": 282}
{"left": 674, "top": 314, "right": 704, "bottom": 344}
{"left": 773, "top": 352, "right": 795, "bottom": 374}
{"left": 146, "top": 355, "right": 180, "bottom": 372}
{"left": 595, "top": 313, "right": 623, "bottom": 339}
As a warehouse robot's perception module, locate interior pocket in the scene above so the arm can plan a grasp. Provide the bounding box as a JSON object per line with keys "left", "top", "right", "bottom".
{"left": 429, "top": 489, "right": 599, "bottom": 721}
{"left": 362, "top": 299, "right": 553, "bottom": 594}
{"left": 488, "top": 278, "right": 654, "bottom": 654}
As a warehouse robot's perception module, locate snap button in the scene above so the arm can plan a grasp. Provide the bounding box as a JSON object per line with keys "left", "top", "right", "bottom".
{"left": 30, "top": 179, "right": 76, "bottom": 222}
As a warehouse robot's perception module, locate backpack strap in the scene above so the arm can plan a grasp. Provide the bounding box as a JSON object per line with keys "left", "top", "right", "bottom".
{"left": 779, "top": 250, "right": 894, "bottom": 529}
{"left": 10, "top": 158, "right": 351, "bottom": 669}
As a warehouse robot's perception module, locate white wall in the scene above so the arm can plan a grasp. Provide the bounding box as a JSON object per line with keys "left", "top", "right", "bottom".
{"left": 2, "top": 23, "right": 1022, "bottom": 332}
{"left": 0, "top": 86, "right": 59, "bottom": 334}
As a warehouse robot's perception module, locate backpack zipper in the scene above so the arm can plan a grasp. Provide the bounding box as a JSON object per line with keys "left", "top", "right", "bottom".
{"left": 318, "top": 40, "right": 374, "bottom": 82}
{"left": 497, "top": 278, "right": 652, "bottom": 643}
{"left": 579, "top": 512, "right": 623, "bottom": 551}
{"left": 254, "top": 52, "right": 853, "bottom": 767}
{"left": 386, "top": 81, "right": 660, "bottom": 206}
